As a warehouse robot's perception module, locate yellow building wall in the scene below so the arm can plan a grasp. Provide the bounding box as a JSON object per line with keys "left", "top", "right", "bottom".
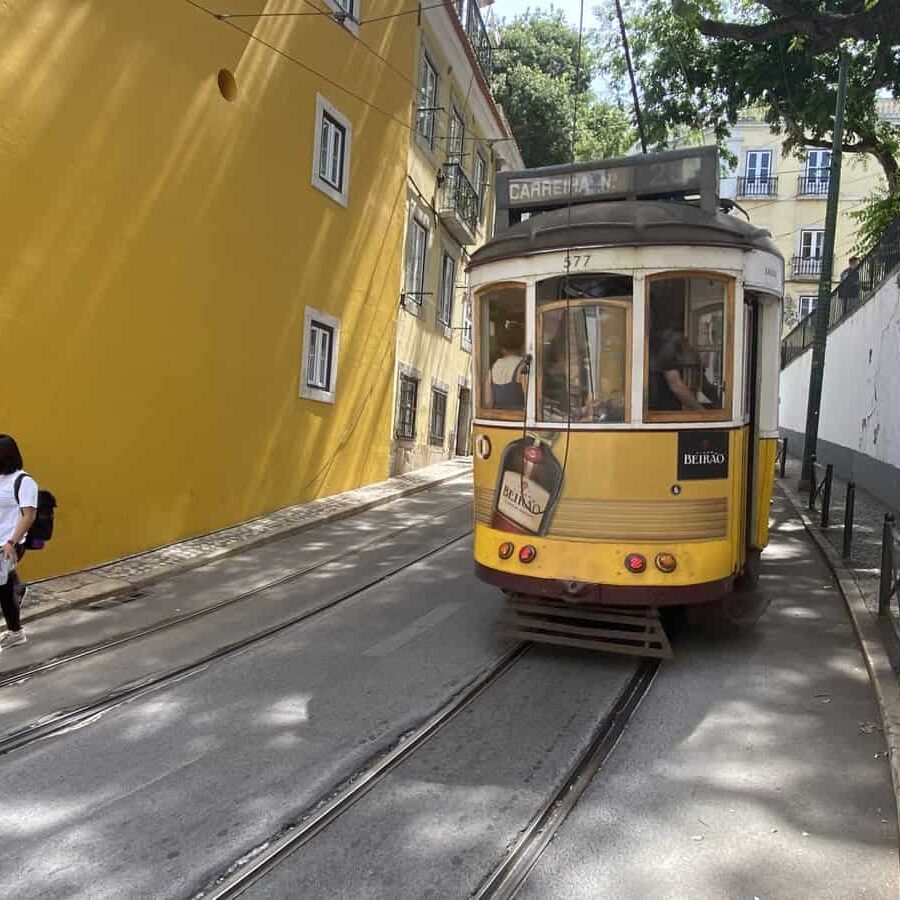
{"left": 0, "top": 1, "right": 417, "bottom": 578}
{"left": 392, "top": 21, "right": 498, "bottom": 472}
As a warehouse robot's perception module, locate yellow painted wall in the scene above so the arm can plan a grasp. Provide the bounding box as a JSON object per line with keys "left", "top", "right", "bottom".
{"left": 392, "top": 19, "right": 499, "bottom": 472}
{"left": 0, "top": 0, "right": 417, "bottom": 578}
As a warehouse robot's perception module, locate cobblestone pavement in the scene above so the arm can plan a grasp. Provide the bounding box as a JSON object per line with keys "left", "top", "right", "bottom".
{"left": 22, "top": 458, "right": 472, "bottom": 621}
{"left": 778, "top": 451, "right": 900, "bottom": 643}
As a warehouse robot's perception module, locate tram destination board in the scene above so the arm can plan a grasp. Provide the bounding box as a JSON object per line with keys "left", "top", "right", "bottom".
{"left": 495, "top": 147, "right": 719, "bottom": 227}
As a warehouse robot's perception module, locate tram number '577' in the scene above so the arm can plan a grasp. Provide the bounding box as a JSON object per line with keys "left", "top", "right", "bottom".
{"left": 564, "top": 255, "right": 591, "bottom": 271}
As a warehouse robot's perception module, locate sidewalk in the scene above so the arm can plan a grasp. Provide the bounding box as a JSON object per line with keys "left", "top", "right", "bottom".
{"left": 20, "top": 458, "right": 472, "bottom": 624}
{"left": 778, "top": 452, "right": 900, "bottom": 644}
{"left": 777, "top": 451, "right": 900, "bottom": 819}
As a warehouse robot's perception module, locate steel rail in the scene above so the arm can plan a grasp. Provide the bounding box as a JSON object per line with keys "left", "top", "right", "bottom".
{"left": 473, "top": 658, "right": 660, "bottom": 899}
{"left": 0, "top": 499, "right": 472, "bottom": 691}
{"left": 0, "top": 529, "right": 473, "bottom": 758}
{"left": 195, "top": 643, "right": 529, "bottom": 899}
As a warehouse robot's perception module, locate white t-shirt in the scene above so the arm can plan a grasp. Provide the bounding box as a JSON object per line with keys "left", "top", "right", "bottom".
{"left": 0, "top": 470, "right": 38, "bottom": 545}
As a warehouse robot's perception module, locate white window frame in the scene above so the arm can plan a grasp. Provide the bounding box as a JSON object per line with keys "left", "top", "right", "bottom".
{"left": 447, "top": 104, "right": 465, "bottom": 161}
{"left": 404, "top": 212, "right": 429, "bottom": 309}
{"left": 473, "top": 153, "right": 487, "bottom": 222}
{"left": 806, "top": 148, "right": 831, "bottom": 179}
{"left": 417, "top": 50, "right": 439, "bottom": 150}
{"left": 461, "top": 297, "right": 473, "bottom": 352}
{"left": 311, "top": 94, "right": 352, "bottom": 207}
{"left": 745, "top": 149, "right": 772, "bottom": 180}
{"left": 321, "top": 0, "right": 360, "bottom": 36}
{"left": 798, "top": 295, "right": 818, "bottom": 319}
{"left": 438, "top": 250, "right": 456, "bottom": 327}
{"left": 799, "top": 228, "right": 825, "bottom": 259}
{"left": 299, "top": 306, "right": 341, "bottom": 403}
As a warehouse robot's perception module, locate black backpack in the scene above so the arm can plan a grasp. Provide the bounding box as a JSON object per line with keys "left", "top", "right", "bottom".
{"left": 14, "top": 473, "right": 56, "bottom": 550}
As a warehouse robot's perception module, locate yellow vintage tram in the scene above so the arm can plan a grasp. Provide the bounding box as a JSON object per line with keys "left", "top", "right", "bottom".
{"left": 469, "top": 148, "right": 783, "bottom": 656}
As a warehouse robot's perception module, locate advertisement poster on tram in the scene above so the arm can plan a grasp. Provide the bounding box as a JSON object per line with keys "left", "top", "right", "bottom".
{"left": 490, "top": 432, "right": 564, "bottom": 536}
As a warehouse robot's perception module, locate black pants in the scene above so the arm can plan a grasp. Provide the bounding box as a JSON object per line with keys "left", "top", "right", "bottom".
{"left": 0, "top": 574, "right": 20, "bottom": 632}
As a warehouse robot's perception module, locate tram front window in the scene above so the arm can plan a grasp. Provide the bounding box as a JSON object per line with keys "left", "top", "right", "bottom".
{"left": 478, "top": 284, "right": 526, "bottom": 416}
{"left": 537, "top": 275, "right": 631, "bottom": 424}
{"left": 646, "top": 275, "right": 729, "bottom": 419}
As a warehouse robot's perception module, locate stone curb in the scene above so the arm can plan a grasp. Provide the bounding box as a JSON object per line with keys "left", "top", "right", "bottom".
{"left": 23, "top": 461, "right": 473, "bottom": 625}
{"left": 777, "top": 480, "right": 900, "bottom": 827}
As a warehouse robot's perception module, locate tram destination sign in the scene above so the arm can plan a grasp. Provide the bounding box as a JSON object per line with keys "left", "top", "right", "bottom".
{"left": 496, "top": 148, "right": 719, "bottom": 222}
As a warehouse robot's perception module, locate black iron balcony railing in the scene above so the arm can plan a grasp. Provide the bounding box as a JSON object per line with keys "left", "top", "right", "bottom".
{"left": 792, "top": 255, "right": 823, "bottom": 279}
{"left": 440, "top": 163, "right": 479, "bottom": 239}
{"left": 454, "top": 0, "right": 494, "bottom": 81}
{"left": 798, "top": 170, "right": 831, "bottom": 196}
{"left": 737, "top": 175, "right": 778, "bottom": 197}
{"left": 782, "top": 218, "right": 900, "bottom": 368}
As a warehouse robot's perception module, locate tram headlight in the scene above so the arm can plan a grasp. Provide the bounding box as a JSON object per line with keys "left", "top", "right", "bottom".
{"left": 655, "top": 552, "right": 678, "bottom": 573}
{"left": 624, "top": 553, "right": 647, "bottom": 574}
{"left": 518, "top": 545, "right": 537, "bottom": 564}
{"left": 498, "top": 541, "right": 515, "bottom": 560}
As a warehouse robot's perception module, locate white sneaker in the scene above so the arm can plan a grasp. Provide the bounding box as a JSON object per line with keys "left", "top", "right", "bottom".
{"left": 0, "top": 630, "right": 26, "bottom": 649}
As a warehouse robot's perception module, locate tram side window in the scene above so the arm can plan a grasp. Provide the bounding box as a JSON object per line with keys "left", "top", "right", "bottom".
{"left": 646, "top": 276, "right": 728, "bottom": 418}
{"left": 478, "top": 285, "right": 527, "bottom": 415}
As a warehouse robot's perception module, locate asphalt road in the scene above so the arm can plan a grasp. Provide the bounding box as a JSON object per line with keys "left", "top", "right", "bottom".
{"left": 1, "top": 479, "right": 897, "bottom": 899}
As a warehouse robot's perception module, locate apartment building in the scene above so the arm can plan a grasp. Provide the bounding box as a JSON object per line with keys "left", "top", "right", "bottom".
{"left": 392, "top": 0, "right": 523, "bottom": 474}
{"left": 717, "top": 102, "right": 899, "bottom": 328}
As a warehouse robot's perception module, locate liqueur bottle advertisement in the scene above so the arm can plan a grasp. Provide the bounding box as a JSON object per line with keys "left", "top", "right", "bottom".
{"left": 491, "top": 432, "right": 564, "bottom": 535}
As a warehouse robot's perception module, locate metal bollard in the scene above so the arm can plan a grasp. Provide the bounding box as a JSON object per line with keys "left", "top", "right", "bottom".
{"left": 808, "top": 453, "right": 817, "bottom": 510}
{"left": 779, "top": 437, "right": 788, "bottom": 479}
{"left": 879, "top": 513, "right": 895, "bottom": 617}
{"left": 821, "top": 464, "right": 833, "bottom": 528}
{"left": 842, "top": 481, "right": 855, "bottom": 559}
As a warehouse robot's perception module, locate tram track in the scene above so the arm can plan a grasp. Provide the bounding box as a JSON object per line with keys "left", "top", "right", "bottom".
{"left": 195, "top": 643, "right": 531, "bottom": 900}
{"left": 195, "top": 655, "right": 659, "bottom": 899}
{"left": 474, "top": 658, "right": 660, "bottom": 899}
{"left": 0, "top": 498, "right": 472, "bottom": 691}
{"left": 0, "top": 527, "right": 473, "bottom": 758}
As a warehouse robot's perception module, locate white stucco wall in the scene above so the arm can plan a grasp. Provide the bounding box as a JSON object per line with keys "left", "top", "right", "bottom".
{"left": 780, "top": 275, "right": 900, "bottom": 467}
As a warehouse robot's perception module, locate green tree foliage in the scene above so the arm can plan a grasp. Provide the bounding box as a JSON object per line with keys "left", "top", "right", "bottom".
{"left": 595, "top": 0, "right": 900, "bottom": 192}
{"left": 491, "top": 9, "right": 634, "bottom": 167}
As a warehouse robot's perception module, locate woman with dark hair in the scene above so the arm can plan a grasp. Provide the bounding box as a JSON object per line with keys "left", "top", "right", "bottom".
{"left": 0, "top": 435, "right": 37, "bottom": 650}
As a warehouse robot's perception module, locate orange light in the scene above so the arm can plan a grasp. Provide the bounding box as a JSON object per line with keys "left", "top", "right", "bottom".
{"left": 625, "top": 553, "right": 646, "bottom": 574}
{"left": 655, "top": 552, "right": 678, "bottom": 573}
{"left": 498, "top": 542, "right": 515, "bottom": 560}
{"left": 519, "top": 545, "right": 537, "bottom": 564}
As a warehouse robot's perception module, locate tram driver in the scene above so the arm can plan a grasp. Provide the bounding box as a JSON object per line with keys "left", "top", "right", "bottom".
{"left": 649, "top": 329, "right": 705, "bottom": 412}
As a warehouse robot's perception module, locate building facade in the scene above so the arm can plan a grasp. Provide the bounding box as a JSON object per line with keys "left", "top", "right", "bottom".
{"left": 715, "top": 102, "right": 899, "bottom": 329}
{"left": 0, "top": 1, "right": 419, "bottom": 579}
{"left": 391, "top": 0, "right": 522, "bottom": 474}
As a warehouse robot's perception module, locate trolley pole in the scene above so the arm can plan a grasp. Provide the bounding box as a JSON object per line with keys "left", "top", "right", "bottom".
{"left": 800, "top": 47, "right": 849, "bottom": 488}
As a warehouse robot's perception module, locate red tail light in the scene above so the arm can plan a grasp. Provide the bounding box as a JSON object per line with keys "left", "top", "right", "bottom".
{"left": 625, "top": 553, "right": 646, "bottom": 574}
{"left": 519, "top": 545, "right": 537, "bottom": 564}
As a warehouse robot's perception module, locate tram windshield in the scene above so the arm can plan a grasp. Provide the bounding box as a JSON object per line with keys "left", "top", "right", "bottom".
{"left": 478, "top": 284, "right": 527, "bottom": 417}
{"left": 536, "top": 275, "right": 631, "bottom": 423}
{"left": 646, "top": 275, "right": 730, "bottom": 420}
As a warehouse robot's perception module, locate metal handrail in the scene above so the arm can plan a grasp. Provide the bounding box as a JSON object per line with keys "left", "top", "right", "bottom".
{"left": 782, "top": 217, "right": 900, "bottom": 368}
{"left": 737, "top": 175, "right": 778, "bottom": 197}
{"left": 797, "top": 171, "right": 831, "bottom": 196}
{"left": 440, "top": 163, "right": 479, "bottom": 237}
{"left": 791, "top": 255, "right": 823, "bottom": 279}
{"left": 454, "top": 0, "right": 494, "bottom": 80}
{"left": 808, "top": 454, "right": 833, "bottom": 528}
{"left": 879, "top": 514, "right": 900, "bottom": 617}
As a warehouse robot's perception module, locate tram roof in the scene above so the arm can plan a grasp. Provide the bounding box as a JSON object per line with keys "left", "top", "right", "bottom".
{"left": 469, "top": 200, "right": 782, "bottom": 269}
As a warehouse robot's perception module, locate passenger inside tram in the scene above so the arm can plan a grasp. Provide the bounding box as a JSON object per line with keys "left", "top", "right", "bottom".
{"left": 480, "top": 286, "right": 527, "bottom": 412}
{"left": 647, "top": 276, "right": 726, "bottom": 416}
